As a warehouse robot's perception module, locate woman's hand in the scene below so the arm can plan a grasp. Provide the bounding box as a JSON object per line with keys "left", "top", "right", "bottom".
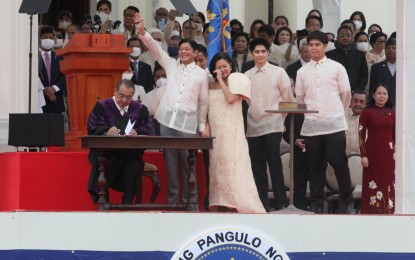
{"left": 214, "top": 69, "right": 223, "bottom": 81}
{"left": 361, "top": 157, "right": 369, "bottom": 168}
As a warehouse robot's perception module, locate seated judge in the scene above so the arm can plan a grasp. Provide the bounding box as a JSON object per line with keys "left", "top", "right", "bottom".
{"left": 87, "top": 79, "right": 155, "bottom": 204}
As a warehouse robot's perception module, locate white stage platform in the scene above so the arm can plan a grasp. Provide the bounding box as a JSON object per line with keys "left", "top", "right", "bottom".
{"left": 1, "top": 211, "right": 415, "bottom": 259}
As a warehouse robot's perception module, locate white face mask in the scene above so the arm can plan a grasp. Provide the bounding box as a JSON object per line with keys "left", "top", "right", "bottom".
{"left": 41, "top": 38, "right": 55, "bottom": 50}
{"left": 156, "top": 41, "right": 163, "bottom": 47}
{"left": 195, "top": 23, "right": 203, "bottom": 31}
{"left": 356, "top": 42, "right": 369, "bottom": 52}
{"left": 130, "top": 47, "right": 141, "bottom": 58}
{"left": 54, "top": 38, "right": 63, "bottom": 48}
{"left": 156, "top": 77, "right": 167, "bottom": 88}
{"left": 98, "top": 12, "right": 109, "bottom": 23}
{"left": 354, "top": 20, "right": 363, "bottom": 30}
{"left": 59, "top": 21, "right": 71, "bottom": 30}
{"left": 171, "top": 30, "right": 180, "bottom": 37}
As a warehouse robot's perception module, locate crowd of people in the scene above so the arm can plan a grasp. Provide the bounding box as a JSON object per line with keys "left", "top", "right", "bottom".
{"left": 40, "top": 0, "right": 397, "bottom": 214}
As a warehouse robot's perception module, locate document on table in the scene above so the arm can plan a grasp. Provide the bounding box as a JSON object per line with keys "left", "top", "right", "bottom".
{"left": 125, "top": 119, "right": 135, "bottom": 135}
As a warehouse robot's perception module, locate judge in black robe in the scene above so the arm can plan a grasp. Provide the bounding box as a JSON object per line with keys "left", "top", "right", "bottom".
{"left": 87, "top": 79, "right": 155, "bottom": 204}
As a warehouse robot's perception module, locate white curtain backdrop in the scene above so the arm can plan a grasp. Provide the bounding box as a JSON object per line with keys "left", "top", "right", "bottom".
{"left": 312, "top": 0, "right": 341, "bottom": 34}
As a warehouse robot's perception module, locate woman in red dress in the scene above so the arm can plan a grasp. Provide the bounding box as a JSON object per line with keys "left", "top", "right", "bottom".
{"left": 359, "top": 83, "right": 395, "bottom": 214}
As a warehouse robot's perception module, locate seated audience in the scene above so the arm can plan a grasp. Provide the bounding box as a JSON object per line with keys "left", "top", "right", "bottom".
{"left": 345, "top": 90, "right": 367, "bottom": 156}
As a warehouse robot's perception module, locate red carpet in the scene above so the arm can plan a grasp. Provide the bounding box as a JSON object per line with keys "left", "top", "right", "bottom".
{"left": 0, "top": 152, "right": 207, "bottom": 211}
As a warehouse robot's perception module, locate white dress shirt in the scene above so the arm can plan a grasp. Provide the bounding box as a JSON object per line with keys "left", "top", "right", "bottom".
{"left": 140, "top": 31, "right": 209, "bottom": 134}
{"left": 295, "top": 56, "right": 351, "bottom": 136}
{"left": 244, "top": 62, "right": 295, "bottom": 137}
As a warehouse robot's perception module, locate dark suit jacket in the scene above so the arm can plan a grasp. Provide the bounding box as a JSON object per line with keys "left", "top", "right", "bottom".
{"left": 326, "top": 47, "right": 368, "bottom": 92}
{"left": 39, "top": 50, "right": 66, "bottom": 114}
{"left": 369, "top": 60, "right": 396, "bottom": 104}
{"left": 130, "top": 60, "right": 153, "bottom": 93}
{"left": 286, "top": 59, "right": 303, "bottom": 84}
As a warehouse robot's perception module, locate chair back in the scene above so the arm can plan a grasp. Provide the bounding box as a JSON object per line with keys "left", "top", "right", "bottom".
{"left": 348, "top": 154, "right": 363, "bottom": 188}
{"left": 281, "top": 151, "right": 291, "bottom": 188}
{"left": 267, "top": 151, "right": 291, "bottom": 191}
{"left": 326, "top": 163, "right": 339, "bottom": 192}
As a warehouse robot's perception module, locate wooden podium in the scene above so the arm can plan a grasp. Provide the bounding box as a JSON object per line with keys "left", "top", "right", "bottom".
{"left": 56, "top": 34, "right": 131, "bottom": 151}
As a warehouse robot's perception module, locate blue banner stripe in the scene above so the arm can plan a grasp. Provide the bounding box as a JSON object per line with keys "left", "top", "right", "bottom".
{"left": 1, "top": 250, "right": 415, "bottom": 259}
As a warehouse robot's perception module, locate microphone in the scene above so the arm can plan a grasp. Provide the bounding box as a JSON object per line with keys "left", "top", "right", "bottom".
{"left": 112, "top": 20, "right": 121, "bottom": 30}
{"left": 94, "top": 14, "right": 102, "bottom": 25}
{"left": 85, "top": 15, "right": 93, "bottom": 26}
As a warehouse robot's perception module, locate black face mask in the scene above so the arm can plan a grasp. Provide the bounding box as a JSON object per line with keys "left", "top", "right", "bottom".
{"left": 168, "top": 46, "right": 179, "bottom": 57}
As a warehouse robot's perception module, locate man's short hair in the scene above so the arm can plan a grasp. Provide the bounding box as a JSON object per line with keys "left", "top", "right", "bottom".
{"left": 340, "top": 19, "right": 356, "bottom": 30}
{"left": 124, "top": 6, "right": 139, "bottom": 15}
{"left": 116, "top": 79, "right": 135, "bottom": 92}
{"left": 352, "top": 90, "right": 367, "bottom": 98}
{"left": 58, "top": 10, "right": 72, "bottom": 20}
{"left": 249, "top": 37, "right": 270, "bottom": 52}
{"left": 126, "top": 37, "right": 141, "bottom": 47}
{"left": 178, "top": 38, "right": 199, "bottom": 51}
{"left": 337, "top": 25, "right": 353, "bottom": 36}
{"left": 386, "top": 37, "right": 396, "bottom": 47}
{"left": 258, "top": 24, "right": 275, "bottom": 37}
{"left": 307, "top": 30, "right": 328, "bottom": 45}
{"left": 40, "top": 26, "right": 55, "bottom": 37}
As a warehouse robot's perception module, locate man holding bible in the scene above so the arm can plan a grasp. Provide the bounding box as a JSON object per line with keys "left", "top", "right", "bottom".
{"left": 87, "top": 79, "right": 155, "bottom": 204}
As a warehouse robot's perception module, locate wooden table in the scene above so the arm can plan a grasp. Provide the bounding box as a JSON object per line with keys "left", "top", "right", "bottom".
{"left": 81, "top": 136, "right": 213, "bottom": 211}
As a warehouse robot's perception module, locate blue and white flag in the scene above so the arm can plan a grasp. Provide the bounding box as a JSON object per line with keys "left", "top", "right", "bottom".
{"left": 206, "top": 0, "right": 231, "bottom": 67}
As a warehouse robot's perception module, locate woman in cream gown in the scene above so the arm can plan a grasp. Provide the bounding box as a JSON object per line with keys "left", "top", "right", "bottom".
{"left": 203, "top": 52, "right": 265, "bottom": 213}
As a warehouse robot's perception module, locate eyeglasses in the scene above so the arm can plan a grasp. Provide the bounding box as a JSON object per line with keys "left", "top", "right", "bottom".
{"left": 376, "top": 40, "right": 386, "bottom": 44}
{"left": 338, "top": 34, "right": 352, "bottom": 38}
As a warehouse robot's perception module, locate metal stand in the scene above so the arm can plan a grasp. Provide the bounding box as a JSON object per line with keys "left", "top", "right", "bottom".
{"left": 19, "top": 0, "right": 52, "bottom": 113}
{"left": 266, "top": 109, "right": 318, "bottom": 213}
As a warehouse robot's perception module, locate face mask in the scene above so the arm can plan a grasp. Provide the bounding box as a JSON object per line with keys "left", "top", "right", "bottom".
{"left": 356, "top": 42, "right": 369, "bottom": 52}
{"left": 130, "top": 47, "right": 141, "bottom": 58}
{"left": 171, "top": 30, "right": 180, "bottom": 37}
{"left": 354, "top": 20, "right": 363, "bottom": 30}
{"left": 54, "top": 38, "right": 63, "bottom": 48}
{"left": 98, "top": 12, "right": 109, "bottom": 23}
{"left": 195, "top": 23, "right": 203, "bottom": 31}
{"left": 156, "top": 77, "right": 167, "bottom": 88}
{"left": 59, "top": 21, "right": 71, "bottom": 30}
{"left": 168, "top": 46, "right": 179, "bottom": 57}
{"left": 41, "top": 38, "right": 55, "bottom": 50}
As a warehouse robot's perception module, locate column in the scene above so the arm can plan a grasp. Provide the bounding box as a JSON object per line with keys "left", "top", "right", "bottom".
{"left": 395, "top": 0, "right": 415, "bottom": 213}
